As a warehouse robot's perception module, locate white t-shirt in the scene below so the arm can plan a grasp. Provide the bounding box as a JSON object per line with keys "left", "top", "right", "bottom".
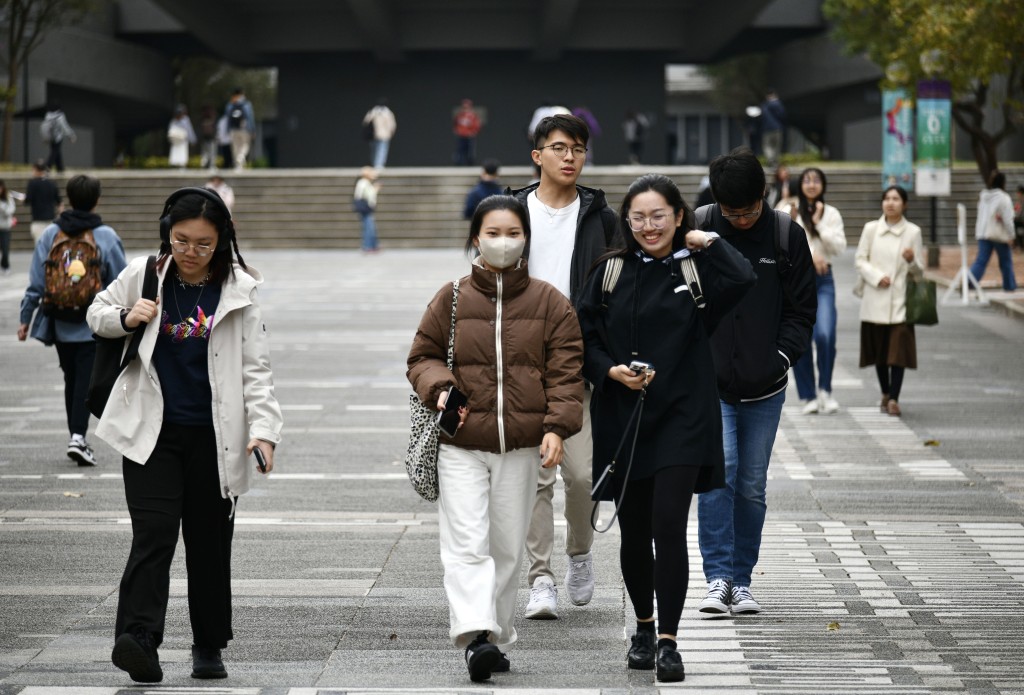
{"left": 527, "top": 191, "right": 580, "bottom": 299}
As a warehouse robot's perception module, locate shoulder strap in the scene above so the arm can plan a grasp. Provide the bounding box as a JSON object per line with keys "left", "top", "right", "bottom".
{"left": 601, "top": 257, "right": 623, "bottom": 303}
{"left": 445, "top": 279, "right": 460, "bottom": 371}
{"left": 695, "top": 204, "right": 713, "bottom": 231}
{"left": 120, "top": 257, "right": 158, "bottom": 370}
{"left": 679, "top": 256, "right": 705, "bottom": 308}
{"left": 772, "top": 210, "right": 791, "bottom": 274}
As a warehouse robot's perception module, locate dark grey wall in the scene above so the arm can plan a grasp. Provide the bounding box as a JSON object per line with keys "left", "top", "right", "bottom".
{"left": 276, "top": 52, "right": 668, "bottom": 168}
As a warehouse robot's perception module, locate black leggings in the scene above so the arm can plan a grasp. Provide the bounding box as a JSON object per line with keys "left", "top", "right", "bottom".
{"left": 875, "top": 364, "right": 906, "bottom": 401}
{"left": 616, "top": 465, "right": 700, "bottom": 637}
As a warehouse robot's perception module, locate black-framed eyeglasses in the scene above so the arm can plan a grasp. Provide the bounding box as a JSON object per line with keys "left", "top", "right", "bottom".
{"left": 170, "top": 240, "right": 214, "bottom": 257}
{"left": 537, "top": 143, "right": 588, "bottom": 159}
{"left": 720, "top": 204, "right": 762, "bottom": 221}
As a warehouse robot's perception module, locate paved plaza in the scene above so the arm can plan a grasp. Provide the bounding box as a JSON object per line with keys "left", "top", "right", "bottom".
{"left": 1, "top": 247, "right": 1022, "bottom": 694}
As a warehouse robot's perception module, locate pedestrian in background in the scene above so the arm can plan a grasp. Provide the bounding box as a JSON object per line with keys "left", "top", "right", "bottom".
{"left": 767, "top": 164, "right": 793, "bottom": 209}
{"left": 205, "top": 174, "right": 235, "bottom": 213}
{"left": 88, "top": 187, "right": 282, "bottom": 684}
{"left": 969, "top": 171, "right": 1017, "bottom": 292}
{"left": 17, "top": 175, "right": 127, "bottom": 466}
{"left": 406, "top": 195, "right": 583, "bottom": 683}
{"left": 508, "top": 114, "right": 620, "bottom": 621}
{"left": 453, "top": 99, "right": 482, "bottom": 166}
{"left": 199, "top": 105, "right": 219, "bottom": 169}
{"left": 0, "top": 180, "right": 16, "bottom": 274}
{"left": 577, "top": 174, "right": 754, "bottom": 683}
{"left": 571, "top": 106, "right": 601, "bottom": 163}
{"left": 224, "top": 88, "right": 256, "bottom": 171}
{"left": 41, "top": 104, "right": 76, "bottom": 173}
{"left": 25, "top": 161, "right": 61, "bottom": 243}
{"left": 363, "top": 98, "right": 397, "bottom": 168}
{"left": 695, "top": 147, "right": 816, "bottom": 619}
{"left": 353, "top": 167, "right": 380, "bottom": 252}
{"left": 1013, "top": 184, "right": 1024, "bottom": 250}
{"left": 780, "top": 167, "right": 847, "bottom": 415}
{"left": 855, "top": 185, "right": 925, "bottom": 417}
{"left": 623, "top": 110, "right": 649, "bottom": 164}
{"left": 760, "top": 90, "right": 786, "bottom": 165}
{"left": 167, "top": 105, "right": 197, "bottom": 169}
{"left": 462, "top": 159, "right": 502, "bottom": 220}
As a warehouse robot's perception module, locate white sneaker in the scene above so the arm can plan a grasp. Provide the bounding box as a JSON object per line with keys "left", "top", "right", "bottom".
{"left": 730, "top": 585, "right": 761, "bottom": 615}
{"left": 66, "top": 438, "right": 97, "bottom": 466}
{"left": 524, "top": 576, "right": 558, "bottom": 619}
{"left": 819, "top": 391, "right": 840, "bottom": 414}
{"left": 698, "top": 579, "right": 731, "bottom": 617}
{"left": 564, "top": 552, "right": 594, "bottom": 606}
{"left": 801, "top": 398, "right": 819, "bottom": 415}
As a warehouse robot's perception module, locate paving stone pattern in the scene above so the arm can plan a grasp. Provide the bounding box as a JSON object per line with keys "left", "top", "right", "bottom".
{"left": 0, "top": 248, "right": 1022, "bottom": 694}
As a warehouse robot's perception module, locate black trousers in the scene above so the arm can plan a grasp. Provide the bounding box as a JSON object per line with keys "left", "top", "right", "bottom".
{"left": 45, "top": 141, "right": 65, "bottom": 172}
{"left": 0, "top": 228, "right": 10, "bottom": 269}
{"left": 115, "top": 423, "right": 235, "bottom": 648}
{"left": 617, "top": 465, "right": 700, "bottom": 637}
{"left": 53, "top": 340, "right": 95, "bottom": 437}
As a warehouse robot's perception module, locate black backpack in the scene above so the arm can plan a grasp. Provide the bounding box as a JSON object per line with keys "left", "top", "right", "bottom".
{"left": 227, "top": 105, "right": 246, "bottom": 130}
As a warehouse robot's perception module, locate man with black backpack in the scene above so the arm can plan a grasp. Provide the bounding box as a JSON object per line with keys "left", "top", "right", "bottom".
{"left": 694, "top": 147, "right": 816, "bottom": 618}
{"left": 17, "top": 175, "right": 127, "bottom": 466}
{"left": 224, "top": 88, "right": 255, "bottom": 171}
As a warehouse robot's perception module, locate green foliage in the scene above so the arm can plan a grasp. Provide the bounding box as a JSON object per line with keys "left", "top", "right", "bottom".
{"left": 699, "top": 53, "right": 770, "bottom": 116}
{"left": 173, "top": 56, "right": 276, "bottom": 122}
{"left": 823, "top": 0, "right": 1024, "bottom": 181}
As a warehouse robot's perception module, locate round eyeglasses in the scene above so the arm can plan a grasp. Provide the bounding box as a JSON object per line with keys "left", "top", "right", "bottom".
{"left": 538, "top": 143, "right": 588, "bottom": 159}
{"left": 170, "top": 240, "right": 214, "bottom": 257}
{"left": 627, "top": 213, "right": 672, "bottom": 232}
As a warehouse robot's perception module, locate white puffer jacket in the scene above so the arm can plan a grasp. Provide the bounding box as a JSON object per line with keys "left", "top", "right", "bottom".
{"left": 86, "top": 256, "right": 283, "bottom": 500}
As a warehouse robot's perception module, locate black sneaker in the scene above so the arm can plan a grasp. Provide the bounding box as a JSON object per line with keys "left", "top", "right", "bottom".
{"left": 656, "top": 642, "right": 685, "bottom": 682}
{"left": 191, "top": 645, "right": 228, "bottom": 679}
{"left": 464, "top": 631, "right": 501, "bottom": 682}
{"left": 627, "top": 630, "right": 656, "bottom": 670}
{"left": 492, "top": 652, "right": 510, "bottom": 673}
{"left": 111, "top": 629, "right": 162, "bottom": 683}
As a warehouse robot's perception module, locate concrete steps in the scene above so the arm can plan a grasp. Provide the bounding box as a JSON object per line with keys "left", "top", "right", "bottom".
{"left": 7, "top": 165, "right": 1020, "bottom": 252}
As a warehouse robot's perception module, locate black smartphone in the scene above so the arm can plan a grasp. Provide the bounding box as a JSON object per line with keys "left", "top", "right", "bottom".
{"left": 437, "top": 386, "right": 468, "bottom": 438}
{"left": 253, "top": 446, "right": 267, "bottom": 473}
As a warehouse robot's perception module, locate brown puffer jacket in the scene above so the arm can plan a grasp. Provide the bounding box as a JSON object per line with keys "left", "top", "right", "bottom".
{"left": 407, "top": 261, "right": 583, "bottom": 454}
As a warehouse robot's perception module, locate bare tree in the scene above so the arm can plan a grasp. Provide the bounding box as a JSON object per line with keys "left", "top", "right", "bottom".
{"left": 0, "top": 0, "right": 92, "bottom": 162}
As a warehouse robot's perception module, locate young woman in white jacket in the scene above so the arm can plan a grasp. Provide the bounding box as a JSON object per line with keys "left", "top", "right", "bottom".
{"left": 969, "top": 171, "right": 1017, "bottom": 291}
{"left": 86, "top": 187, "right": 283, "bottom": 684}
{"left": 778, "top": 167, "right": 847, "bottom": 414}
{"left": 854, "top": 185, "right": 925, "bottom": 416}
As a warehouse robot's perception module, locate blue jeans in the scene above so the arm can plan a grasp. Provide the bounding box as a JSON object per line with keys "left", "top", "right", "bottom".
{"left": 697, "top": 389, "right": 785, "bottom": 587}
{"left": 970, "top": 239, "right": 1017, "bottom": 291}
{"left": 371, "top": 139, "right": 390, "bottom": 168}
{"left": 360, "top": 212, "right": 378, "bottom": 251}
{"left": 794, "top": 268, "right": 836, "bottom": 400}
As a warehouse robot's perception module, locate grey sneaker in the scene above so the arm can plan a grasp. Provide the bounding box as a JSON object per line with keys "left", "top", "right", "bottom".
{"left": 730, "top": 585, "right": 761, "bottom": 614}
{"left": 67, "top": 439, "right": 97, "bottom": 466}
{"left": 698, "top": 578, "right": 731, "bottom": 617}
{"left": 524, "top": 576, "right": 558, "bottom": 619}
{"left": 564, "top": 552, "right": 594, "bottom": 606}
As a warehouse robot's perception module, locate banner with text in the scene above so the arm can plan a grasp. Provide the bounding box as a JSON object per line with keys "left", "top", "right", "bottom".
{"left": 882, "top": 89, "right": 914, "bottom": 189}
{"left": 915, "top": 80, "right": 951, "bottom": 197}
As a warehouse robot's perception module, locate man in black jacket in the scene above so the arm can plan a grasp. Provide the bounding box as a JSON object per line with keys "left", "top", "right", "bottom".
{"left": 696, "top": 147, "right": 815, "bottom": 618}
{"left": 508, "top": 114, "right": 620, "bottom": 620}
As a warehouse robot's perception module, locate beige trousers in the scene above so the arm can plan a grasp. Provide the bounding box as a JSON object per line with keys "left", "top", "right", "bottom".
{"left": 525, "top": 389, "right": 594, "bottom": 585}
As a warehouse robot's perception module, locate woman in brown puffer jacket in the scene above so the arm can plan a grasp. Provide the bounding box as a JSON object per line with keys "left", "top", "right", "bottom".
{"left": 407, "top": 195, "right": 583, "bottom": 683}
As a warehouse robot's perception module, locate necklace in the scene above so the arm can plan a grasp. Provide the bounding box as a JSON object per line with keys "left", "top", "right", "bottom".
{"left": 535, "top": 193, "right": 575, "bottom": 221}
{"left": 175, "top": 270, "right": 209, "bottom": 289}
{"left": 172, "top": 274, "right": 206, "bottom": 323}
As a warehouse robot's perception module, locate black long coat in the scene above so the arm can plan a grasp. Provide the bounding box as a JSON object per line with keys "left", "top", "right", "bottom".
{"left": 577, "top": 241, "right": 756, "bottom": 500}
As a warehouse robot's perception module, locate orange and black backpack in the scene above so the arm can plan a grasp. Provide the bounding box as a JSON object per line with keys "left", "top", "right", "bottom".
{"left": 41, "top": 229, "right": 103, "bottom": 322}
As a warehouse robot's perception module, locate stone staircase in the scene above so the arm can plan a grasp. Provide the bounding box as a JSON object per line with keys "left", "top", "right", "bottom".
{"left": 7, "top": 165, "right": 1019, "bottom": 252}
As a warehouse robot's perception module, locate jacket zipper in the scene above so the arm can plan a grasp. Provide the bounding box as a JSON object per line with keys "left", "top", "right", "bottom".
{"left": 495, "top": 274, "right": 506, "bottom": 454}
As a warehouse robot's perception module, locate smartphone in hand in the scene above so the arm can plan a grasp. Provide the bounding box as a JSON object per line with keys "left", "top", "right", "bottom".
{"left": 253, "top": 446, "right": 267, "bottom": 473}
{"left": 437, "top": 386, "right": 468, "bottom": 438}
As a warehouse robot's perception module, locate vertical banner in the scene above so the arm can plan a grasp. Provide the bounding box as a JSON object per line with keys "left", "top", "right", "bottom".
{"left": 882, "top": 89, "right": 914, "bottom": 189}
{"left": 915, "top": 79, "right": 951, "bottom": 197}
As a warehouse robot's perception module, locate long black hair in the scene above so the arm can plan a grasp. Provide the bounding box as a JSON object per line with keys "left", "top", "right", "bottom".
{"left": 796, "top": 167, "right": 827, "bottom": 238}
{"left": 157, "top": 192, "right": 246, "bottom": 285}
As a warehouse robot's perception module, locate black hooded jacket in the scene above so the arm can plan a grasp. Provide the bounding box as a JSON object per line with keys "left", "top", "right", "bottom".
{"left": 506, "top": 182, "right": 622, "bottom": 304}
{"left": 54, "top": 209, "right": 103, "bottom": 236}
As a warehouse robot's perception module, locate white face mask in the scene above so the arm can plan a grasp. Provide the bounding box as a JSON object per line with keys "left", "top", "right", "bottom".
{"left": 477, "top": 236, "right": 525, "bottom": 269}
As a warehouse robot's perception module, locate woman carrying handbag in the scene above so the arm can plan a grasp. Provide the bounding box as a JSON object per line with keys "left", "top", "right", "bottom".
{"left": 854, "top": 185, "right": 925, "bottom": 416}
{"left": 406, "top": 195, "right": 583, "bottom": 683}
{"left": 576, "top": 174, "right": 755, "bottom": 683}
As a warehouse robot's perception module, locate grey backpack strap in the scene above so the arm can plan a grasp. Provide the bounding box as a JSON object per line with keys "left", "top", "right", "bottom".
{"left": 695, "top": 204, "right": 714, "bottom": 231}
{"left": 679, "top": 256, "right": 705, "bottom": 308}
